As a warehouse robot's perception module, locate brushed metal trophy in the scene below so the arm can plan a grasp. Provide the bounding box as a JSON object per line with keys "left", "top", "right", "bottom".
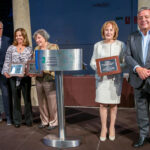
{"left": 35, "top": 49, "right": 82, "bottom": 148}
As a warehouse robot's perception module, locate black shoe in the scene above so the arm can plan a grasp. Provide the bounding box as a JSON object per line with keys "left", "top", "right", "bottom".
{"left": 6, "top": 117, "right": 12, "bottom": 126}
{"left": 0, "top": 115, "right": 3, "bottom": 122}
{"left": 133, "top": 137, "right": 149, "bottom": 148}
{"left": 38, "top": 124, "right": 48, "bottom": 129}
{"left": 26, "top": 123, "right": 32, "bottom": 127}
{"left": 46, "top": 125, "right": 58, "bottom": 130}
{"left": 14, "top": 124, "right": 20, "bottom": 128}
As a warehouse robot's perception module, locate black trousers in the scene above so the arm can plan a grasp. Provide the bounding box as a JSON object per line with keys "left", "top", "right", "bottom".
{"left": 134, "top": 88, "right": 150, "bottom": 137}
{"left": 9, "top": 77, "right": 32, "bottom": 125}
{"left": 0, "top": 74, "right": 11, "bottom": 119}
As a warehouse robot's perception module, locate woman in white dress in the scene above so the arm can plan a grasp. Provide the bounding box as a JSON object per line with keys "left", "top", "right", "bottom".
{"left": 90, "top": 21, "right": 125, "bottom": 141}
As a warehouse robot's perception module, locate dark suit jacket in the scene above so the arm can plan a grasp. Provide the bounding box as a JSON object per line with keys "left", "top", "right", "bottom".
{"left": 125, "top": 31, "right": 150, "bottom": 89}
{"left": 0, "top": 36, "right": 11, "bottom": 73}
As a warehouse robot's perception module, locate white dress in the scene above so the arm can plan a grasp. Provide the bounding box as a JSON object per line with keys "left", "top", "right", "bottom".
{"left": 90, "top": 40, "right": 125, "bottom": 104}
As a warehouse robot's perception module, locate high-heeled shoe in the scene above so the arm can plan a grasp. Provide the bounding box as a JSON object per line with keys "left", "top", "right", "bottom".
{"left": 109, "top": 135, "right": 115, "bottom": 141}
{"left": 99, "top": 129, "right": 107, "bottom": 142}
{"left": 109, "top": 128, "right": 115, "bottom": 141}
{"left": 100, "top": 136, "right": 106, "bottom": 141}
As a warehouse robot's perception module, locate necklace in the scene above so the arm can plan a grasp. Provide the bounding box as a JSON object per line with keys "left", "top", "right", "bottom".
{"left": 17, "top": 46, "right": 23, "bottom": 53}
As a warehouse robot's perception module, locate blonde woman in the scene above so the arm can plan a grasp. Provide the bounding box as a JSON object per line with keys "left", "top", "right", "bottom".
{"left": 90, "top": 21, "right": 125, "bottom": 141}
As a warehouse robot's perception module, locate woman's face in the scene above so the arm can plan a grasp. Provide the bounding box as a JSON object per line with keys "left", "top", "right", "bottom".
{"left": 104, "top": 23, "right": 115, "bottom": 40}
{"left": 35, "top": 34, "right": 46, "bottom": 47}
{"left": 15, "top": 31, "right": 24, "bottom": 44}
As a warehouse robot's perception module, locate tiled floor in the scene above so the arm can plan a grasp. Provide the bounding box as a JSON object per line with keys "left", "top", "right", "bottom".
{"left": 0, "top": 107, "right": 150, "bottom": 150}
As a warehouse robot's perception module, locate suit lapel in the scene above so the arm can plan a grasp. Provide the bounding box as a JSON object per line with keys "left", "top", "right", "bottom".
{"left": 0, "top": 37, "right": 4, "bottom": 50}
{"left": 134, "top": 32, "right": 143, "bottom": 64}
{"left": 145, "top": 40, "right": 150, "bottom": 64}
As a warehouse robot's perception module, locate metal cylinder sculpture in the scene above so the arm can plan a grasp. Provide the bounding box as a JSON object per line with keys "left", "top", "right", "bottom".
{"left": 35, "top": 49, "right": 83, "bottom": 148}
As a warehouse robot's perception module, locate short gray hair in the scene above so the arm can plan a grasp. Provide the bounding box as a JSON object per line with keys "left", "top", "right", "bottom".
{"left": 0, "top": 21, "right": 3, "bottom": 28}
{"left": 138, "top": 7, "right": 150, "bottom": 14}
{"left": 33, "top": 29, "right": 50, "bottom": 41}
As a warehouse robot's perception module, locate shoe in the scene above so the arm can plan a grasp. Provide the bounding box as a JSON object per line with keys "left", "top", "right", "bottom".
{"left": 109, "top": 136, "right": 115, "bottom": 141}
{"left": 26, "top": 123, "right": 32, "bottom": 127}
{"left": 0, "top": 116, "right": 2, "bottom": 122}
{"left": 14, "top": 124, "right": 20, "bottom": 128}
{"left": 109, "top": 128, "right": 115, "bottom": 141}
{"left": 46, "top": 125, "right": 58, "bottom": 130}
{"left": 7, "top": 120, "right": 12, "bottom": 126}
{"left": 133, "top": 137, "right": 149, "bottom": 148}
{"left": 38, "top": 124, "right": 48, "bottom": 129}
{"left": 100, "top": 136, "right": 106, "bottom": 141}
{"left": 99, "top": 129, "right": 107, "bottom": 142}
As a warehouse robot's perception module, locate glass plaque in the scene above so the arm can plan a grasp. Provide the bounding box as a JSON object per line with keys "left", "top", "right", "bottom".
{"left": 9, "top": 63, "right": 25, "bottom": 77}
{"left": 96, "top": 56, "right": 121, "bottom": 76}
{"left": 26, "top": 60, "right": 43, "bottom": 76}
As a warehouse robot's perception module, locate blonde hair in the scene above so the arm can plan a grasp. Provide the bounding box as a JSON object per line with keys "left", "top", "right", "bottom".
{"left": 13, "top": 28, "right": 30, "bottom": 46}
{"left": 101, "top": 21, "right": 119, "bottom": 40}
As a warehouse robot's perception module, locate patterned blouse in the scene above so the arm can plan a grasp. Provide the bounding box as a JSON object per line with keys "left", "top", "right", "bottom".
{"left": 2, "top": 45, "right": 33, "bottom": 74}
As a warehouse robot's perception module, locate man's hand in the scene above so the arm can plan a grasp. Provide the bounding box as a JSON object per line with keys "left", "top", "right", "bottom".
{"left": 136, "top": 67, "right": 150, "bottom": 80}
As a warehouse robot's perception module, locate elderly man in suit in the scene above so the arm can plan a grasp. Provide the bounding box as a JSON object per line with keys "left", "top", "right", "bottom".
{"left": 0, "top": 21, "right": 12, "bottom": 125}
{"left": 125, "top": 7, "right": 150, "bottom": 148}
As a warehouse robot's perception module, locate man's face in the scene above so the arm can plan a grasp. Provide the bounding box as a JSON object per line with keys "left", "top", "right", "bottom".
{"left": 137, "top": 9, "right": 150, "bottom": 32}
{"left": 0, "top": 23, "right": 3, "bottom": 37}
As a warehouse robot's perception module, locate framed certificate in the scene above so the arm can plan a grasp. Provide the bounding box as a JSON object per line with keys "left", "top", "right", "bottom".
{"left": 96, "top": 56, "right": 121, "bottom": 76}
{"left": 26, "top": 60, "right": 43, "bottom": 76}
{"left": 9, "top": 63, "right": 25, "bottom": 77}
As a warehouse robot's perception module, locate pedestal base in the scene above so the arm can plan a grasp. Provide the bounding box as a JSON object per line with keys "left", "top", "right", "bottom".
{"left": 43, "top": 134, "right": 80, "bottom": 148}
{"left": 43, "top": 134, "right": 81, "bottom": 148}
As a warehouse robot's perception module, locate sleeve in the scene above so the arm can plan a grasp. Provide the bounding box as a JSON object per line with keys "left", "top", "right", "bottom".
{"left": 119, "top": 42, "right": 126, "bottom": 69}
{"left": 55, "top": 44, "right": 59, "bottom": 50}
{"left": 125, "top": 35, "right": 140, "bottom": 72}
{"left": 7, "top": 37, "right": 11, "bottom": 46}
{"left": 90, "top": 43, "right": 98, "bottom": 70}
{"left": 51, "top": 44, "right": 59, "bottom": 50}
{"left": 1, "top": 46, "right": 12, "bottom": 74}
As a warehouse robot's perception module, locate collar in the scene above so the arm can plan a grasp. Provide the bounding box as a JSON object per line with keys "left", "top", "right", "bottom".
{"left": 139, "top": 30, "right": 150, "bottom": 37}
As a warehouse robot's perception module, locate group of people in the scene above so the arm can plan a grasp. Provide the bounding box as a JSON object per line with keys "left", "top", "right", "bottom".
{"left": 0, "top": 22, "right": 58, "bottom": 130}
{"left": 90, "top": 7, "right": 150, "bottom": 148}
{"left": 0, "top": 6, "right": 150, "bottom": 148}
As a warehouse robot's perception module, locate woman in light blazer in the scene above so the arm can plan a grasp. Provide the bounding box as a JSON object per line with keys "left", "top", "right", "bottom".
{"left": 90, "top": 21, "right": 125, "bottom": 141}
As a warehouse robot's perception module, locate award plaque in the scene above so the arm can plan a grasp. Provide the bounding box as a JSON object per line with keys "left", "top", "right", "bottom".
{"left": 96, "top": 56, "right": 121, "bottom": 76}
{"left": 9, "top": 63, "right": 25, "bottom": 77}
{"left": 26, "top": 60, "right": 43, "bottom": 76}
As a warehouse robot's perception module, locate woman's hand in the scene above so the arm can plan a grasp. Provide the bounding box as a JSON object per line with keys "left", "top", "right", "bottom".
{"left": 4, "top": 72, "right": 11, "bottom": 78}
{"left": 28, "top": 74, "right": 37, "bottom": 77}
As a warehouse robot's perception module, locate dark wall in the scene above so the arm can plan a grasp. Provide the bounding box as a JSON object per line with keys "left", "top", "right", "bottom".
{"left": 0, "top": 0, "right": 13, "bottom": 39}
{"left": 29, "top": 0, "right": 138, "bottom": 75}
